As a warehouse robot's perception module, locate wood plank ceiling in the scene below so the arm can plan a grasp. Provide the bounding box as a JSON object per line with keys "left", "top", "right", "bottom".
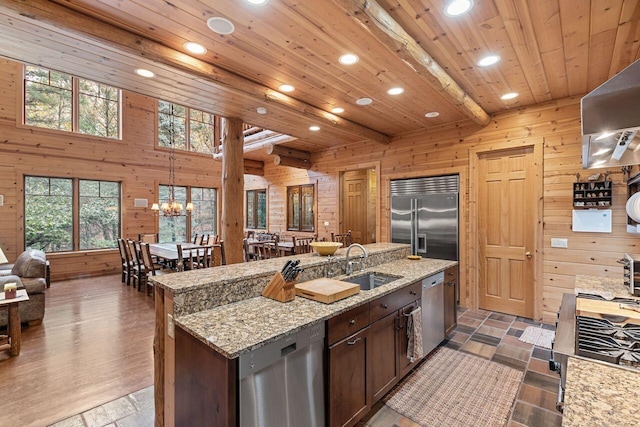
{"left": 0, "top": 0, "right": 638, "bottom": 160}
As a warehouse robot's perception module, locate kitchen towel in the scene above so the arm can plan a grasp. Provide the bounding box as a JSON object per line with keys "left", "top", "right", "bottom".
{"left": 519, "top": 326, "right": 555, "bottom": 349}
{"left": 405, "top": 306, "right": 423, "bottom": 362}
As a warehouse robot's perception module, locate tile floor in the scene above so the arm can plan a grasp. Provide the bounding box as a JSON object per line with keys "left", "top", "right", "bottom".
{"left": 51, "top": 308, "right": 562, "bottom": 427}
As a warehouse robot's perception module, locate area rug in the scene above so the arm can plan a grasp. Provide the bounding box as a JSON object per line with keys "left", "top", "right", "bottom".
{"left": 519, "top": 326, "right": 555, "bottom": 349}
{"left": 383, "top": 347, "right": 523, "bottom": 427}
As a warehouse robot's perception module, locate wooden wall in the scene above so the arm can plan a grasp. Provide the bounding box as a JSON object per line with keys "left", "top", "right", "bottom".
{"left": 0, "top": 59, "right": 222, "bottom": 280}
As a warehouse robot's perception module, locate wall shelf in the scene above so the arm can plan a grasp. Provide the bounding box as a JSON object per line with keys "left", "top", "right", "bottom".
{"left": 573, "top": 181, "right": 612, "bottom": 208}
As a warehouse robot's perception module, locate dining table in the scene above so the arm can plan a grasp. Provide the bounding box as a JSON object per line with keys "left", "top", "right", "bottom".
{"left": 245, "top": 238, "right": 295, "bottom": 256}
{"left": 149, "top": 242, "right": 206, "bottom": 262}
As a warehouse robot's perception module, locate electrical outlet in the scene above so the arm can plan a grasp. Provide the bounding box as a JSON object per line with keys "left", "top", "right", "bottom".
{"left": 551, "top": 238, "right": 568, "bottom": 248}
{"left": 167, "top": 313, "right": 175, "bottom": 339}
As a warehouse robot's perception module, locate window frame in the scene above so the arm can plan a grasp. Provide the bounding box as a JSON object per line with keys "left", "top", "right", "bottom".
{"left": 286, "top": 184, "right": 315, "bottom": 232}
{"left": 23, "top": 65, "right": 122, "bottom": 139}
{"left": 157, "top": 100, "right": 220, "bottom": 155}
{"left": 246, "top": 189, "right": 267, "bottom": 230}
{"left": 24, "top": 175, "right": 122, "bottom": 253}
{"left": 157, "top": 184, "right": 218, "bottom": 243}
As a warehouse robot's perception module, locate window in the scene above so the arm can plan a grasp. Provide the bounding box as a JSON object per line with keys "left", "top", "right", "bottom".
{"left": 25, "top": 176, "right": 121, "bottom": 252}
{"left": 287, "top": 184, "right": 315, "bottom": 232}
{"left": 158, "top": 101, "right": 215, "bottom": 154}
{"left": 158, "top": 185, "right": 217, "bottom": 243}
{"left": 24, "top": 66, "right": 120, "bottom": 138}
{"left": 246, "top": 189, "right": 267, "bottom": 229}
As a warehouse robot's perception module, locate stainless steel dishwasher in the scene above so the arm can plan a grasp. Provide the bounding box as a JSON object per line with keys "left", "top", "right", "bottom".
{"left": 239, "top": 322, "right": 325, "bottom": 427}
{"left": 422, "top": 271, "right": 445, "bottom": 355}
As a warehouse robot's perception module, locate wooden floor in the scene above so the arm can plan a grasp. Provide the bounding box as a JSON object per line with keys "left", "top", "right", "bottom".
{"left": 0, "top": 274, "right": 155, "bottom": 427}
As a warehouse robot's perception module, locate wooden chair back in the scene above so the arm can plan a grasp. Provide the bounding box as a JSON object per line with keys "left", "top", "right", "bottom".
{"left": 243, "top": 238, "right": 254, "bottom": 262}
{"left": 210, "top": 242, "right": 226, "bottom": 266}
{"left": 192, "top": 234, "right": 199, "bottom": 244}
{"left": 139, "top": 243, "right": 156, "bottom": 276}
{"left": 117, "top": 238, "right": 128, "bottom": 264}
{"left": 175, "top": 244, "right": 185, "bottom": 272}
{"left": 331, "top": 230, "right": 352, "bottom": 246}
{"left": 254, "top": 240, "right": 278, "bottom": 260}
{"left": 292, "top": 235, "right": 315, "bottom": 255}
{"left": 206, "top": 235, "right": 219, "bottom": 245}
{"left": 138, "top": 233, "right": 159, "bottom": 243}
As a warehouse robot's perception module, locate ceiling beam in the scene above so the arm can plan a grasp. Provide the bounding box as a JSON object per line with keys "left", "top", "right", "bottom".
{"left": 0, "top": 0, "right": 391, "bottom": 144}
{"left": 335, "top": 0, "right": 491, "bottom": 127}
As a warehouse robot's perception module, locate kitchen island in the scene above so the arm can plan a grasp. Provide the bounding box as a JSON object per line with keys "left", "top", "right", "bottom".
{"left": 560, "top": 275, "right": 640, "bottom": 426}
{"left": 150, "top": 243, "right": 457, "bottom": 426}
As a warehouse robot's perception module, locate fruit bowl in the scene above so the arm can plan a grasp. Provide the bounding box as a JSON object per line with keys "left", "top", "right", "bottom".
{"left": 310, "top": 242, "right": 343, "bottom": 256}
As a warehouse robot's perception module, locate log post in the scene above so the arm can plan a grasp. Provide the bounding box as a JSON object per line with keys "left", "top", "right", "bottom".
{"left": 274, "top": 155, "right": 312, "bottom": 169}
{"left": 244, "top": 159, "right": 264, "bottom": 176}
{"left": 153, "top": 286, "right": 165, "bottom": 427}
{"left": 222, "top": 117, "right": 245, "bottom": 264}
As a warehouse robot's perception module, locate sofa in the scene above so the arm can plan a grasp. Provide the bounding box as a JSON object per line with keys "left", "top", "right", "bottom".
{"left": 0, "top": 250, "right": 47, "bottom": 327}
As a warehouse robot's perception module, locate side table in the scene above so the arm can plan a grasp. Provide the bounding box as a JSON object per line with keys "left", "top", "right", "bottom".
{"left": 0, "top": 289, "right": 29, "bottom": 355}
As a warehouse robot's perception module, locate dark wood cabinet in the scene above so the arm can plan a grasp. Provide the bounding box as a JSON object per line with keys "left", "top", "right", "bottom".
{"left": 397, "top": 299, "right": 421, "bottom": 377}
{"left": 444, "top": 266, "right": 458, "bottom": 337}
{"left": 369, "top": 311, "right": 399, "bottom": 401}
{"left": 327, "top": 327, "right": 371, "bottom": 427}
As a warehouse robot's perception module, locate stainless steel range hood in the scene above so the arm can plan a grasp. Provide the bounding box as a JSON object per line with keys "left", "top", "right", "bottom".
{"left": 581, "top": 59, "right": 640, "bottom": 169}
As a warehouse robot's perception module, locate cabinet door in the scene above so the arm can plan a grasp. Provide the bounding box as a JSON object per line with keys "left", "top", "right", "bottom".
{"left": 369, "top": 311, "right": 399, "bottom": 402}
{"left": 328, "top": 327, "right": 371, "bottom": 427}
{"left": 397, "top": 300, "right": 420, "bottom": 377}
{"left": 444, "top": 266, "right": 458, "bottom": 337}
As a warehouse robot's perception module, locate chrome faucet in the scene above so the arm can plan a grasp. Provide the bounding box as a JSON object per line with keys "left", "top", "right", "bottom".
{"left": 345, "top": 243, "right": 368, "bottom": 275}
{"left": 324, "top": 255, "right": 337, "bottom": 278}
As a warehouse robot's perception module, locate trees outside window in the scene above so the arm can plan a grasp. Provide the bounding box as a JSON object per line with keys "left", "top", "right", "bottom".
{"left": 246, "top": 189, "right": 267, "bottom": 229}
{"left": 287, "top": 184, "right": 315, "bottom": 232}
{"left": 158, "top": 101, "right": 215, "bottom": 154}
{"left": 158, "top": 185, "right": 217, "bottom": 243}
{"left": 24, "top": 65, "right": 120, "bottom": 138}
{"left": 25, "top": 176, "right": 121, "bottom": 252}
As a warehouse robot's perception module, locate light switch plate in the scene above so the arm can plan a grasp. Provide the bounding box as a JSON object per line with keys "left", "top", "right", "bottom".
{"left": 167, "top": 313, "right": 175, "bottom": 339}
{"left": 551, "top": 238, "right": 568, "bottom": 248}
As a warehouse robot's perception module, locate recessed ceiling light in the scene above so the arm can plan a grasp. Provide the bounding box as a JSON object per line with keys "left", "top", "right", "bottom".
{"left": 387, "top": 87, "right": 404, "bottom": 95}
{"left": 425, "top": 112, "right": 440, "bottom": 118}
{"left": 356, "top": 97, "right": 373, "bottom": 106}
{"left": 184, "top": 42, "right": 207, "bottom": 55}
{"left": 207, "top": 17, "right": 235, "bottom": 35}
{"left": 279, "top": 84, "right": 295, "bottom": 92}
{"left": 477, "top": 54, "right": 501, "bottom": 67}
{"left": 135, "top": 69, "right": 155, "bottom": 78}
{"left": 331, "top": 107, "right": 344, "bottom": 114}
{"left": 339, "top": 53, "right": 359, "bottom": 65}
{"left": 256, "top": 107, "right": 267, "bottom": 115}
{"left": 309, "top": 125, "right": 320, "bottom": 131}
{"left": 500, "top": 92, "right": 519, "bottom": 100}
{"left": 444, "top": 0, "right": 474, "bottom": 17}
{"left": 244, "top": 0, "right": 269, "bottom": 5}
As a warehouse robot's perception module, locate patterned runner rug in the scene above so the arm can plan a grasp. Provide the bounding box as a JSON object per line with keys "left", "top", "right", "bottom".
{"left": 383, "top": 347, "right": 523, "bottom": 427}
{"left": 519, "top": 326, "right": 555, "bottom": 349}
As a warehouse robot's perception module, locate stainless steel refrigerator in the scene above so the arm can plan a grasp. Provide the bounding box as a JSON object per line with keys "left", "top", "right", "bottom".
{"left": 390, "top": 175, "right": 458, "bottom": 261}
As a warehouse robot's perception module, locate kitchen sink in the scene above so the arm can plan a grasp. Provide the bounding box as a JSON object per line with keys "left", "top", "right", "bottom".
{"left": 341, "top": 272, "right": 402, "bottom": 290}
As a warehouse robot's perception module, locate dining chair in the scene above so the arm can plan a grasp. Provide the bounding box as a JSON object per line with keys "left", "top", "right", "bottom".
{"left": 194, "top": 234, "right": 204, "bottom": 245}
{"left": 331, "top": 230, "right": 352, "bottom": 247}
{"left": 117, "top": 238, "right": 133, "bottom": 286}
{"left": 127, "top": 239, "right": 144, "bottom": 291}
{"left": 206, "top": 235, "right": 219, "bottom": 245}
{"left": 140, "top": 242, "right": 174, "bottom": 296}
{"left": 243, "top": 238, "right": 257, "bottom": 262}
{"left": 254, "top": 240, "right": 279, "bottom": 260}
{"left": 192, "top": 234, "right": 199, "bottom": 244}
{"left": 138, "top": 233, "right": 159, "bottom": 243}
{"left": 210, "top": 242, "right": 226, "bottom": 266}
{"left": 292, "top": 235, "right": 315, "bottom": 255}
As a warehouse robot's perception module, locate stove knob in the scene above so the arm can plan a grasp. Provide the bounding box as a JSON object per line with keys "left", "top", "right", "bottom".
{"left": 549, "top": 360, "right": 561, "bottom": 373}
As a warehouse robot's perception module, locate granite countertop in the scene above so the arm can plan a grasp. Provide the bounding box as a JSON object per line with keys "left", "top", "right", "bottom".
{"left": 574, "top": 275, "right": 638, "bottom": 300}
{"left": 175, "top": 257, "right": 456, "bottom": 359}
{"left": 563, "top": 357, "right": 640, "bottom": 426}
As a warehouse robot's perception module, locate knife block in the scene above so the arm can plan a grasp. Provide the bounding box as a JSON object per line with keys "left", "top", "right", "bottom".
{"left": 262, "top": 271, "right": 296, "bottom": 303}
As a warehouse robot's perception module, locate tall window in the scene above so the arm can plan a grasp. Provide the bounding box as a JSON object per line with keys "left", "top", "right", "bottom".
{"left": 25, "top": 176, "right": 121, "bottom": 252}
{"left": 246, "top": 189, "right": 267, "bottom": 229}
{"left": 24, "top": 65, "right": 120, "bottom": 138}
{"left": 158, "top": 185, "right": 217, "bottom": 243}
{"left": 287, "top": 184, "right": 315, "bottom": 232}
{"left": 158, "top": 101, "right": 214, "bottom": 154}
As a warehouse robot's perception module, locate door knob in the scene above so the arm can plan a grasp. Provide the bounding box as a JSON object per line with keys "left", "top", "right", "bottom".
{"left": 525, "top": 251, "right": 532, "bottom": 258}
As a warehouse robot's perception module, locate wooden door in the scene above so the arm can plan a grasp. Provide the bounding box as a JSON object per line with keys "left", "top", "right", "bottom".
{"left": 477, "top": 147, "right": 535, "bottom": 318}
{"left": 327, "top": 327, "right": 371, "bottom": 427}
{"left": 369, "top": 311, "right": 399, "bottom": 402}
{"left": 342, "top": 170, "right": 367, "bottom": 244}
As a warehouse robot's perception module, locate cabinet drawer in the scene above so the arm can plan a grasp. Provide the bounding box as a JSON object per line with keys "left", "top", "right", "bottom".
{"left": 370, "top": 281, "right": 421, "bottom": 323}
{"left": 327, "top": 303, "right": 370, "bottom": 346}
{"left": 445, "top": 266, "right": 458, "bottom": 282}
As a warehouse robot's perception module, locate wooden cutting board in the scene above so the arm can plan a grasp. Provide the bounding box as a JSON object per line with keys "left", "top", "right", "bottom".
{"left": 295, "top": 279, "right": 360, "bottom": 304}
{"left": 576, "top": 298, "right": 640, "bottom": 325}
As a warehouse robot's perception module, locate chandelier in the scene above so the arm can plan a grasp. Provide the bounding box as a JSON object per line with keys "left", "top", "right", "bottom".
{"left": 151, "top": 129, "right": 193, "bottom": 217}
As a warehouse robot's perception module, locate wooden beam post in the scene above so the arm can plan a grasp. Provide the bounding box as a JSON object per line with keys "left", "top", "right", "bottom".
{"left": 335, "top": 0, "right": 491, "bottom": 126}
{"left": 221, "top": 117, "right": 245, "bottom": 265}
{"left": 274, "top": 155, "right": 312, "bottom": 170}
{"left": 267, "top": 144, "right": 311, "bottom": 161}
{"left": 153, "top": 286, "right": 165, "bottom": 427}
{"left": 244, "top": 159, "right": 264, "bottom": 176}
